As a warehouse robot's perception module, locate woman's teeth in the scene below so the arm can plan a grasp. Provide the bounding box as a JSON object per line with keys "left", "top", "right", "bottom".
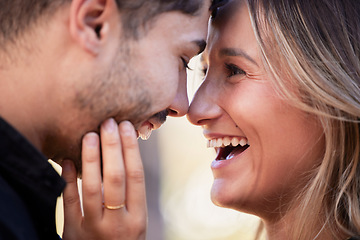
{"left": 207, "top": 136, "right": 248, "bottom": 148}
{"left": 137, "top": 125, "right": 153, "bottom": 140}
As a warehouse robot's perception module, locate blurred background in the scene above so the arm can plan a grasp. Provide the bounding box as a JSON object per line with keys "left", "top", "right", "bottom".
{"left": 54, "top": 56, "right": 263, "bottom": 240}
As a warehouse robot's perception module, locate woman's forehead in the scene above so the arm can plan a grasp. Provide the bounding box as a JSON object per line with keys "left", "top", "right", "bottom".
{"left": 207, "top": 1, "right": 255, "bottom": 51}
{"left": 211, "top": 0, "right": 245, "bottom": 27}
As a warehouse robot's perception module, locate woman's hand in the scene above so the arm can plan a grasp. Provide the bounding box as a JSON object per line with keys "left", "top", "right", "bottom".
{"left": 61, "top": 119, "right": 147, "bottom": 240}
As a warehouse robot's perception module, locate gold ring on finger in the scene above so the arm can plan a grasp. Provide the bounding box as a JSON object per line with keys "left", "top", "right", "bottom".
{"left": 103, "top": 202, "right": 126, "bottom": 210}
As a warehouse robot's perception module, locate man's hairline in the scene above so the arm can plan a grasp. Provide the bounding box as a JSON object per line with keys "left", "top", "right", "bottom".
{"left": 123, "top": 6, "right": 205, "bottom": 40}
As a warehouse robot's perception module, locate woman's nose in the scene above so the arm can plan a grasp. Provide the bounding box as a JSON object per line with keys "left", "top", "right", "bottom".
{"left": 187, "top": 79, "right": 221, "bottom": 126}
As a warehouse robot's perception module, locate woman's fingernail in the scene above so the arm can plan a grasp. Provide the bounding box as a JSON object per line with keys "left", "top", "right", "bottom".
{"left": 120, "top": 121, "right": 134, "bottom": 136}
{"left": 103, "top": 118, "right": 116, "bottom": 133}
{"left": 84, "top": 132, "right": 98, "bottom": 147}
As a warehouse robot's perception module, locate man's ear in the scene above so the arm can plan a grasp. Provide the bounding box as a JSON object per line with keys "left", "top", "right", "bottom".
{"left": 69, "top": 0, "right": 118, "bottom": 55}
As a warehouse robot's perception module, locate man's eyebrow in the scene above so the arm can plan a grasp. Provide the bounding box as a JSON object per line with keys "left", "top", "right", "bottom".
{"left": 194, "top": 40, "right": 207, "bottom": 55}
{"left": 219, "top": 48, "right": 258, "bottom": 66}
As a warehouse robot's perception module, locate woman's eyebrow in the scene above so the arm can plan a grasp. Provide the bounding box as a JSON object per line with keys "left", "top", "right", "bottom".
{"left": 219, "top": 47, "right": 258, "bottom": 66}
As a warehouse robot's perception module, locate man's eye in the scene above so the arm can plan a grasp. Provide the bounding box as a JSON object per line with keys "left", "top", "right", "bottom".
{"left": 225, "top": 63, "right": 246, "bottom": 77}
{"left": 181, "top": 58, "right": 191, "bottom": 70}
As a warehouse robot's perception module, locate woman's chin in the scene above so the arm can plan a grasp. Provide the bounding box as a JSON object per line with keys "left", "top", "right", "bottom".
{"left": 210, "top": 180, "right": 259, "bottom": 214}
{"left": 210, "top": 183, "right": 241, "bottom": 209}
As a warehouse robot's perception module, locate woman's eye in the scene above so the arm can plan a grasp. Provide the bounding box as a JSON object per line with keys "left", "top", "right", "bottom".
{"left": 201, "top": 66, "right": 208, "bottom": 77}
{"left": 225, "top": 63, "right": 246, "bottom": 77}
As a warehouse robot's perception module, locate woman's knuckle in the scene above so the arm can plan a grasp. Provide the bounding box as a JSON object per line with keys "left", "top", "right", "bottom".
{"left": 108, "top": 171, "right": 125, "bottom": 185}
{"left": 128, "top": 169, "right": 145, "bottom": 183}
{"left": 82, "top": 183, "right": 99, "bottom": 197}
{"left": 64, "top": 195, "right": 80, "bottom": 206}
{"left": 124, "top": 140, "right": 137, "bottom": 149}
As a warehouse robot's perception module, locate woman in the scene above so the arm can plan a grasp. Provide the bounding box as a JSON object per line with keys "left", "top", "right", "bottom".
{"left": 187, "top": 0, "right": 360, "bottom": 239}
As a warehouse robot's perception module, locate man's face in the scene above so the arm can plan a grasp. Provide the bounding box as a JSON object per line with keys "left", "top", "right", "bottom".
{"left": 48, "top": 2, "right": 210, "bottom": 170}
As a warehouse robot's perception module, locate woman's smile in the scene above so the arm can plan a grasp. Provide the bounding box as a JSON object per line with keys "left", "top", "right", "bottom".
{"left": 207, "top": 136, "right": 249, "bottom": 160}
{"left": 187, "top": 0, "right": 325, "bottom": 219}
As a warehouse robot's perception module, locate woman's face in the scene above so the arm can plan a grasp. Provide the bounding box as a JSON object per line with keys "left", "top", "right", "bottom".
{"left": 187, "top": 1, "right": 325, "bottom": 219}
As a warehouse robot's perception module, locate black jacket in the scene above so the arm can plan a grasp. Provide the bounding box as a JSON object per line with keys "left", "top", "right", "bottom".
{"left": 0, "top": 117, "right": 65, "bottom": 240}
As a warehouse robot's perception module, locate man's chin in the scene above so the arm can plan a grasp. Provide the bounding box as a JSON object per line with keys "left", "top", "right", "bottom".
{"left": 52, "top": 110, "right": 168, "bottom": 178}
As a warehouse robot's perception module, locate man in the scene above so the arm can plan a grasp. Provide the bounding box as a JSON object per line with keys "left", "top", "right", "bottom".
{"left": 0, "top": 0, "right": 210, "bottom": 239}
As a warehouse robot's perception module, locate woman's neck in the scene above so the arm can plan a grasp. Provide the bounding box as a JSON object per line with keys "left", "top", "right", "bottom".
{"left": 262, "top": 208, "right": 343, "bottom": 240}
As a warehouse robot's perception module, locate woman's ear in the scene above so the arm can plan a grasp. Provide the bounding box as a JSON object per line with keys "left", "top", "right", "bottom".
{"left": 69, "top": 0, "right": 119, "bottom": 55}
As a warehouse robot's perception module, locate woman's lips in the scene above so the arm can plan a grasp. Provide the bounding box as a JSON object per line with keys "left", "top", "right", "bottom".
{"left": 206, "top": 136, "right": 249, "bottom": 160}
{"left": 207, "top": 136, "right": 248, "bottom": 148}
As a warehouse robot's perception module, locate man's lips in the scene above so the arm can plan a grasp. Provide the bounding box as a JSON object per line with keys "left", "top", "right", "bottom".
{"left": 150, "top": 110, "right": 168, "bottom": 127}
{"left": 137, "top": 121, "right": 153, "bottom": 140}
{"left": 136, "top": 110, "right": 168, "bottom": 140}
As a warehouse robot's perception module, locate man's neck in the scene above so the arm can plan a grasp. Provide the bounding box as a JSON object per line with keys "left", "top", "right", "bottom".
{"left": 0, "top": 55, "right": 50, "bottom": 152}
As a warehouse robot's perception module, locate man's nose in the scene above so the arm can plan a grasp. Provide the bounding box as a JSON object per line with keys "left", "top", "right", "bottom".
{"left": 167, "top": 74, "right": 189, "bottom": 117}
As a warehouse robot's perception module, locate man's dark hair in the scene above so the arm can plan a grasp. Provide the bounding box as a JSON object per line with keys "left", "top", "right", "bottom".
{"left": 0, "top": 0, "right": 203, "bottom": 45}
{"left": 115, "top": 0, "right": 203, "bottom": 38}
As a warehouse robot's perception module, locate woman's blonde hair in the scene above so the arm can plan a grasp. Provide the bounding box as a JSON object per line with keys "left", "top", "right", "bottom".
{"left": 246, "top": 0, "right": 360, "bottom": 239}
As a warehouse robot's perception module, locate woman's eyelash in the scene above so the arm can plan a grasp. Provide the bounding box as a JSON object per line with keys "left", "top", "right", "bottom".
{"left": 201, "top": 66, "right": 208, "bottom": 76}
{"left": 198, "top": 63, "right": 245, "bottom": 80}
{"left": 225, "top": 63, "right": 246, "bottom": 77}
